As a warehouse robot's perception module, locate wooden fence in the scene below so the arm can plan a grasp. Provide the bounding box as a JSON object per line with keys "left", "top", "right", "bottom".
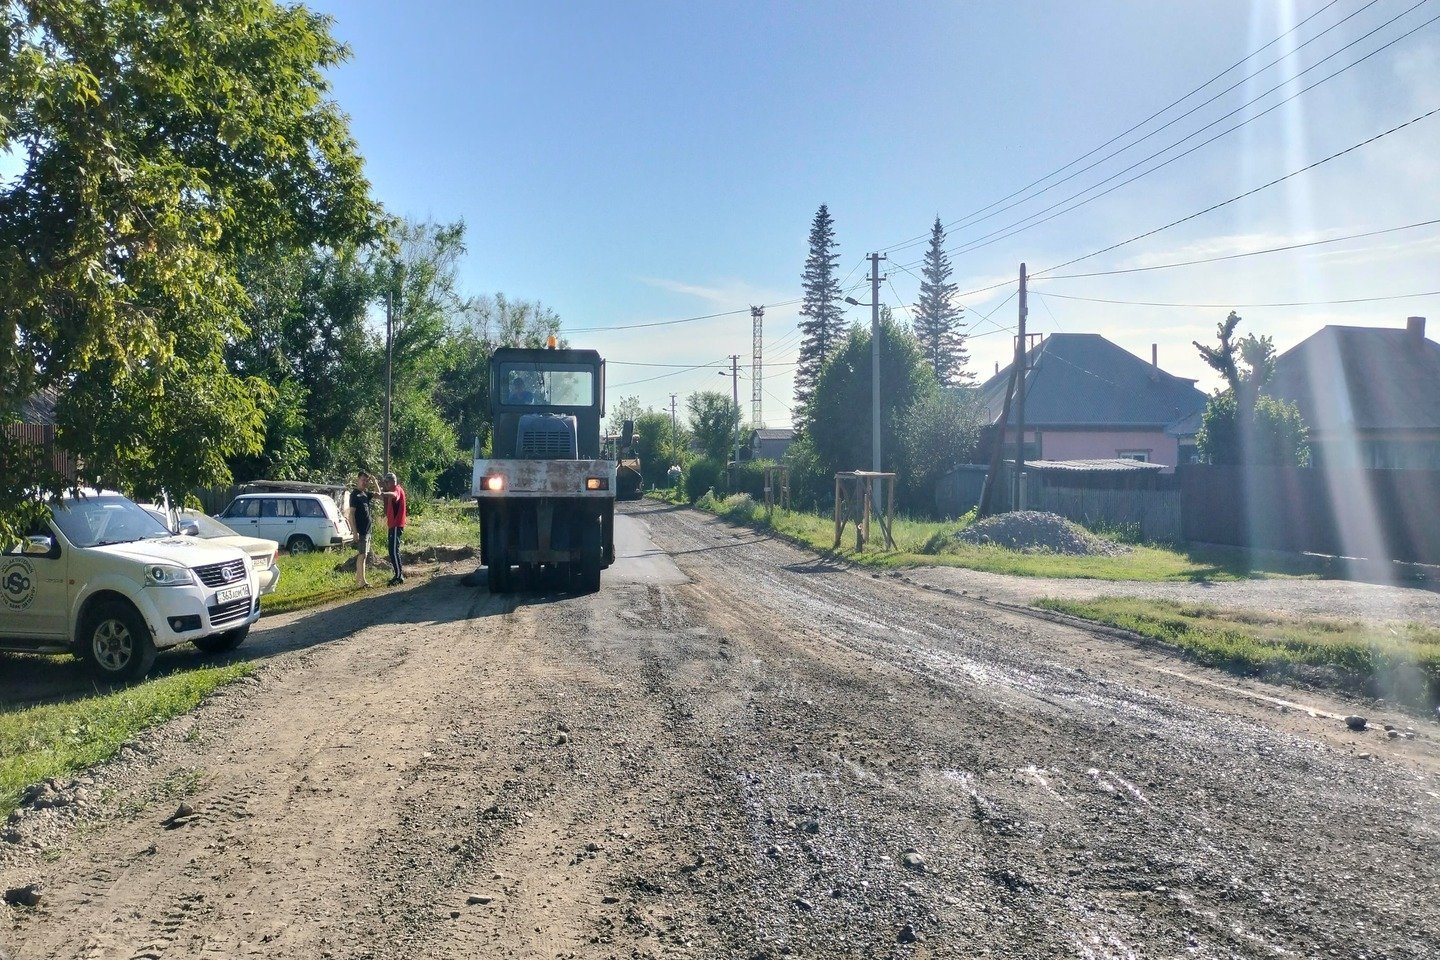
{"left": 1180, "top": 464, "right": 1440, "bottom": 565}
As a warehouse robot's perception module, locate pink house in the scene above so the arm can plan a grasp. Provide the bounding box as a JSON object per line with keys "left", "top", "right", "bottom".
{"left": 980, "top": 333, "right": 1208, "bottom": 471}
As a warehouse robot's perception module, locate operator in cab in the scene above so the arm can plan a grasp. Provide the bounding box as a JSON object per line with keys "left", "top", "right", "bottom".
{"left": 506, "top": 375, "right": 535, "bottom": 405}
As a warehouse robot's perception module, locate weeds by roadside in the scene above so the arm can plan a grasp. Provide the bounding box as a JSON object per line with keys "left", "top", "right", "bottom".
{"left": 1038, "top": 596, "right": 1440, "bottom": 708}
{"left": 674, "top": 491, "right": 1308, "bottom": 583}
{"left": 0, "top": 663, "right": 252, "bottom": 816}
{"left": 260, "top": 499, "right": 480, "bottom": 615}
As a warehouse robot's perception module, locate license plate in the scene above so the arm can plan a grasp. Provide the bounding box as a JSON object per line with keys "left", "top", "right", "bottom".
{"left": 216, "top": 584, "right": 251, "bottom": 605}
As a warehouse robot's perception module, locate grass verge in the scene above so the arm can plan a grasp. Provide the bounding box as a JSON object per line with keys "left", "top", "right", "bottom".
{"left": 0, "top": 662, "right": 253, "bottom": 816}
{"left": 674, "top": 492, "right": 1310, "bottom": 583}
{"left": 260, "top": 499, "right": 480, "bottom": 615}
{"left": 1036, "top": 596, "right": 1440, "bottom": 707}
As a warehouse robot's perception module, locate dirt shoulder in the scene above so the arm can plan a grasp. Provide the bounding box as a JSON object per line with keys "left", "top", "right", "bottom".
{"left": 3, "top": 504, "right": 1438, "bottom": 958}
{"left": 904, "top": 555, "right": 1440, "bottom": 626}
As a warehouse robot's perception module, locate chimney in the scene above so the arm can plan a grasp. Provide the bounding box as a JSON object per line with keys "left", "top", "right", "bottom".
{"left": 1151, "top": 343, "right": 1158, "bottom": 367}
{"left": 1407, "top": 316, "right": 1426, "bottom": 342}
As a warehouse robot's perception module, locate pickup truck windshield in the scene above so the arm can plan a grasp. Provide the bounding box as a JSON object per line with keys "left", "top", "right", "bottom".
{"left": 51, "top": 496, "right": 172, "bottom": 548}
{"left": 499, "top": 362, "right": 595, "bottom": 407}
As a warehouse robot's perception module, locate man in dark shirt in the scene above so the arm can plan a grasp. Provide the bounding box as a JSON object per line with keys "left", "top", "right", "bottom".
{"left": 381, "top": 472, "right": 407, "bottom": 586}
{"left": 351, "top": 471, "right": 376, "bottom": 587}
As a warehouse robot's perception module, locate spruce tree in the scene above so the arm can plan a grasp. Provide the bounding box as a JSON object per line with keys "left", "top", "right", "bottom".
{"left": 913, "top": 217, "right": 971, "bottom": 385}
{"left": 794, "top": 204, "right": 844, "bottom": 427}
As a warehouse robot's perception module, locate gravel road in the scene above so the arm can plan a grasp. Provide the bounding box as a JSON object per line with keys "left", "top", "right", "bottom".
{"left": 3, "top": 502, "right": 1438, "bottom": 959}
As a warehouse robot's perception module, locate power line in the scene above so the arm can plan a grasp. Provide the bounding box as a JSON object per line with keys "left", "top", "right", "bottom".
{"left": 1033, "top": 288, "right": 1440, "bottom": 308}
{"left": 1033, "top": 103, "right": 1440, "bottom": 277}
{"left": 878, "top": 0, "right": 1354, "bottom": 253}
{"left": 921, "top": 2, "right": 1440, "bottom": 266}
{"left": 609, "top": 361, "right": 726, "bottom": 388}
{"left": 1042, "top": 216, "right": 1440, "bottom": 280}
{"left": 608, "top": 359, "right": 735, "bottom": 368}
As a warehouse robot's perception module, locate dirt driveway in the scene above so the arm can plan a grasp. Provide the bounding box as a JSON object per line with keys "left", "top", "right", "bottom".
{"left": 3, "top": 502, "right": 1438, "bottom": 958}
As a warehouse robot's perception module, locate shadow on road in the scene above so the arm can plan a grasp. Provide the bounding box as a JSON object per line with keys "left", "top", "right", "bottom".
{"left": 0, "top": 571, "right": 545, "bottom": 712}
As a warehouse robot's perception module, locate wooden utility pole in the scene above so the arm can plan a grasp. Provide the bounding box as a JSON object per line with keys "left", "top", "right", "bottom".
{"left": 1012, "top": 263, "right": 1029, "bottom": 510}
{"left": 978, "top": 264, "right": 1026, "bottom": 518}
{"left": 751, "top": 306, "right": 764, "bottom": 428}
{"left": 669, "top": 393, "right": 678, "bottom": 463}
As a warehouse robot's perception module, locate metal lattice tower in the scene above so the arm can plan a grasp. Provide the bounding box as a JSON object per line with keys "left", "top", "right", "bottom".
{"left": 751, "top": 305, "right": 764, "bottom": 428}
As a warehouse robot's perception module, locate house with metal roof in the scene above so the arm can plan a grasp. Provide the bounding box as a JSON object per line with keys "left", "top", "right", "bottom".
{"left": 981, "top": 333, "right": 1208, "bottom": 471}
{"left": 1266, "top": 316, "right": 1440, "bottom": 469}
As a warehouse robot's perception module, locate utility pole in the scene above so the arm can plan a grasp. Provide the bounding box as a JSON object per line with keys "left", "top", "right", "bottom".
{"left": 383, "top": 289, "right": 394, "bottom": 476}
{"left": 977, "top": 263, "right": 1025, "bottom": 518}
{"left": 868, "top": 252, "right": 886, "bottom": 472}
{"left": 1012, "top": 263, "right": 1029, "bottom": 510}
{"left": 729, "top": 354, "right": 741, "bottom": 464}
{"left": 669, "top": 393, "right": 678, "bottom": 463}
{"left": 751, "top": 306, "right": 764, "bottom": 428}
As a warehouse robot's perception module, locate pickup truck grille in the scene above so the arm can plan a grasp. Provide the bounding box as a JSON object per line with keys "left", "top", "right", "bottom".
{"left": 207, "top": 596, "right": 252, "bottom": 628}
{"left": 195, "top": 560, "right": 247, "bottom": 588}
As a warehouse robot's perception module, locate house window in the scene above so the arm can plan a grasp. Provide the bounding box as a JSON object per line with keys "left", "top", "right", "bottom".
{"left": 1117, "top": 450, "right": 1150, "bottom": 463}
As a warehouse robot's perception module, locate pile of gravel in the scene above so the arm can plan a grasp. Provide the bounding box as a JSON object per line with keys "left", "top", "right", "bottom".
{"left": 954, "top": 511, "right": 1129, "bottom": 556}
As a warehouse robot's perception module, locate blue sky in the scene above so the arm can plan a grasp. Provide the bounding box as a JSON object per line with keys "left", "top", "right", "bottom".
{"left": 321, "top": 0, "right": 1440, "bottom": 425}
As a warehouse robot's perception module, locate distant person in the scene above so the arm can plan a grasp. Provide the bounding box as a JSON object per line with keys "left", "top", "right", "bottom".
{"left": 506, "top": 376, "right": 534, "bottom": 405}
{"left": 381, "top": 472, "right": 407, "bottom": 586}
{"left": 351, "top": 471, "right": 377, "bottom": 587}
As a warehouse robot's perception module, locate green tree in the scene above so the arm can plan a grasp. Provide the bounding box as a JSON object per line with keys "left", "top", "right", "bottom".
{"left": 0, "top": 0, "right": 379, "bottom": 539}
{"left": 607, "top": 396, "right": 644, "bottom": 436}
{"left": 687, "top": 391, "right": 741, "bottom": 462}
{"left": 913, "top": 217, "right": 971, "bottom": 386}
{"left": 806, "top": 314, "right": 938, "bottom": 502}
{"left": 794, "top": 204, "right": 843, "bottom": 427}
{"left": 1197, "top": 393, "right": 1309, "bottom": 467}
{"left": 900, "top": 389, "right": 985, "bottom": 514}
{"left": 229, "top": 247, "right": 381, "bottom": 480}
{"left": 1193, "top": 312, "right": 1306, "bottom": 467}
{"left": 634, "top": 410, "right": 683, "bottom": 487}
{"left": 1193, "top": 311, "right": 1277, "bottom": 417}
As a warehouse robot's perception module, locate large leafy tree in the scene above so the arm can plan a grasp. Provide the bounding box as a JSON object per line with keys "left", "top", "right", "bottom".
{"left": 794, "top": 204, "right": 843, "bottom": 427}
{"left": 913, "top": 217, "right": 971, "bottom": 385}
{"left": 0, "top": 0, "right": 380, "bottom": 539}
{"left": 687, "top": 390, "right": 741, "bottom": 463}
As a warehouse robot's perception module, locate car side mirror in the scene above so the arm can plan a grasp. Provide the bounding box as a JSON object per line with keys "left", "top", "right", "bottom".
{"left": 179, "top": 521, "right": 200, "bottom": 537}
{"left": 22, "top": 535, "right": 54, "bottom": 556}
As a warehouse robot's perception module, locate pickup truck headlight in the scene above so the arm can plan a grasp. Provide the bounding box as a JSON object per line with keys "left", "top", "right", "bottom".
{"left": 145, "top": 564, "right": 194, "bottom": 586}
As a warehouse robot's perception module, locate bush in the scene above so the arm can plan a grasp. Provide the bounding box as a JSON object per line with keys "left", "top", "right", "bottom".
{"left": 724, "top": 459, "right": 775, "bottom": 499}
{"left": 685, "top": 457, "right": 723, "bottom": 503}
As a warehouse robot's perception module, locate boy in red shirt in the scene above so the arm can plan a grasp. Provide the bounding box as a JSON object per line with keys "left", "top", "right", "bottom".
{"left": 381, "top": 472, "right": 407, "bottom": 585}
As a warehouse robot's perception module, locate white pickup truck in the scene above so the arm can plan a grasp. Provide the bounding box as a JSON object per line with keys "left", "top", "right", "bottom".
{"left": 0, "top": 491, "right": 262, "bottom": 681}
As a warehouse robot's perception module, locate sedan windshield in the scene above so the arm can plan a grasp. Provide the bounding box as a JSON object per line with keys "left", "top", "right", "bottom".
{"left": 179, "top": 510, "right": 241, "bottom": 539}
{"left": 51, "top": 495, "right": 172, "bottom": 548}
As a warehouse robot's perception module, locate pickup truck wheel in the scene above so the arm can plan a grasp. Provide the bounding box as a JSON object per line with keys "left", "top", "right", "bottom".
{"left": 81, "top": 601, "right": 157, "bottom": 682}
{"left": 287, "top": 535, "right": 314, "bottom": 556}
{"left": 192, "top": 625, "right": 249, "bottom": 654}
